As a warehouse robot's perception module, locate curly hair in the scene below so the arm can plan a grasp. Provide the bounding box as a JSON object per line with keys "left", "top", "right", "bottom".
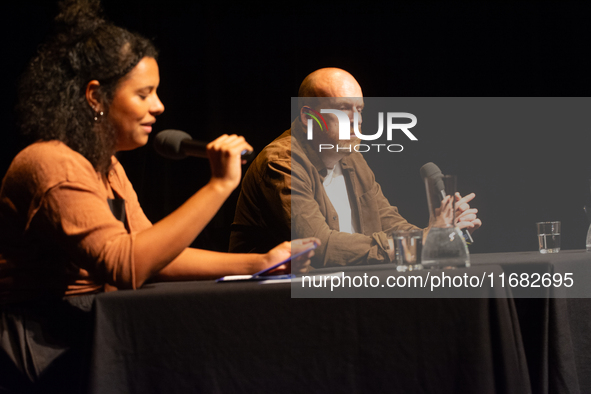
{"left": 17, "top": 0, "right": 158, "bottom": 173}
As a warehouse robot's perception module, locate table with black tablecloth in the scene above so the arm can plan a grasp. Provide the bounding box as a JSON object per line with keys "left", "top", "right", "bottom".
{"left": 87, "top": 251, "right": 591, "bottom": 394}
{"left": 89, "top": 264, "right": 528, "bottom": 393}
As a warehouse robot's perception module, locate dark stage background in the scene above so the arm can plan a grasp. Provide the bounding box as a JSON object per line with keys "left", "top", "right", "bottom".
{"left": 2, "top": 1, "right": 591, "bottom": 255}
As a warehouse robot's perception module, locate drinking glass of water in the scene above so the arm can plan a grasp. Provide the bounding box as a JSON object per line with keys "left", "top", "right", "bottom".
{"left": 536, "top": 221, "right": 561, "bottom": 254}
{"left": 391, "top": 229, "right": 424, "bottom": 272}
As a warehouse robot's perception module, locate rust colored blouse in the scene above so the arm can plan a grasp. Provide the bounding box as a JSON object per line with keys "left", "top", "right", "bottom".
{"left": 0, "top": 141, "right": 152, "bottom": 303}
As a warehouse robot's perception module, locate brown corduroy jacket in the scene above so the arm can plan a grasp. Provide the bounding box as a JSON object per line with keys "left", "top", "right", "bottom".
{"left": 230, "top": 119, "right": 420, "bottom": 268}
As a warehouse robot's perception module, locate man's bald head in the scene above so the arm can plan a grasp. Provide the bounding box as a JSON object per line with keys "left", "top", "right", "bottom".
{"left": 297, "top": 68, "right": 365, "bottom": 166}
{"left": 298, "top": 68, "right": 363, "bottom": 99}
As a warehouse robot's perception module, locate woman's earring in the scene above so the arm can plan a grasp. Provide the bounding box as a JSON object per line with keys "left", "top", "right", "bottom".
{"left": 94, "top": 111, "right": 104, "bottom": 122}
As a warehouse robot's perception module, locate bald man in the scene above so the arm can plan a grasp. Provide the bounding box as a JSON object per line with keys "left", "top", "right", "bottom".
{"left": 229, "top": 68, "right": 480, "bottom": 267}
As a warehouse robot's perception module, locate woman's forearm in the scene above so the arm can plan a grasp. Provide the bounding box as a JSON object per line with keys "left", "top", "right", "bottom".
{"left": 153, "top": 247, "right": 268, "bottom": 282}
{"left": 132, "top": 179, "right": 235, "bottom": 287}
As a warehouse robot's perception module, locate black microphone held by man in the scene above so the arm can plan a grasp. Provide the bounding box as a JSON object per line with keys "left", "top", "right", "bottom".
{"left": 420, "top": 162, "right": 474, "bottom": 244}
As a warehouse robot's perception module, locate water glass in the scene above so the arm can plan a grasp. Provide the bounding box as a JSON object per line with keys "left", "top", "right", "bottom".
{"left": 536, "top": 221, "right": 560, "bottom": 254}
{"left": 391, "top": 229, "right": 423, "bottom": 272}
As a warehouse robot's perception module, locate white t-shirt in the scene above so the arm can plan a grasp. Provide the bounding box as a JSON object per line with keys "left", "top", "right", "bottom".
{"left": 323, "top": 162, "right": 357, "bottom": 234}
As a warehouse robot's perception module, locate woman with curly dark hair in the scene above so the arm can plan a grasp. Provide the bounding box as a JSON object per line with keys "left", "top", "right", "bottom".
{"left": 3, "top": 0, "right": 313, "bottom": 302}
{"left": 0, "top": 0, "right": 316, "bottom": 390}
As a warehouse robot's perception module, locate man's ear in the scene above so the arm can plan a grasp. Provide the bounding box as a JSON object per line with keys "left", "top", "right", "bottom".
{"left": 300, "top": 106, "right": 312, "bottom": 125}
{"left": 85, "top": 80, "right": 103, "bottom": 112}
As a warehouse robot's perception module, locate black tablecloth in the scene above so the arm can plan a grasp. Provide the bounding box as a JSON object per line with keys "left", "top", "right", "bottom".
{"left": 89, "top": 266, "right": 531, "bottom": 394}
{"left": 472, "top": 251, "right": 591, "bottom": 394}
{"left": 4, "top": 251, "right": 589, "bottom": 393}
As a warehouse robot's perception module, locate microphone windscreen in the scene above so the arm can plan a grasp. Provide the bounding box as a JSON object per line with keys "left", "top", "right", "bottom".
{"left": 420, "top": 162, "right": 442, "bottom": 180}
{"left": 154, "top": 129, "right": 192, "bottom": 160}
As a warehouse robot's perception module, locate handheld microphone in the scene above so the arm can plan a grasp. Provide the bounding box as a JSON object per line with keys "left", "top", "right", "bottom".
{"left": 153, "top": 129, "right": 255, "bottom": 162}
{"left": 420, "top": 162, "right": 474, "bottom": 245}
{"left": 420, "top": 162, "right": 446, "bottom": 201}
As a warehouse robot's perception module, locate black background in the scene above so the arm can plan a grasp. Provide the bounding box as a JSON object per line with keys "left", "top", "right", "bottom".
{"left": 3, "top": 1, "right": 591, "bottom": 254}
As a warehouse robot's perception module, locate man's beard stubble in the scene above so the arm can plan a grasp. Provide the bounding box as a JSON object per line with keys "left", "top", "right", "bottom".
{"left": 335, "top": 126, "right": 361, "bottom": 153}
{"left": 336, "top": 137, "right": 361, "bottom": 152}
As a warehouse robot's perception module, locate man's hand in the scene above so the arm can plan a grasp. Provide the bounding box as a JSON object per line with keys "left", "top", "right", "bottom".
{"left": 454, "top": 192, "right": 482, "bottom": 234}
